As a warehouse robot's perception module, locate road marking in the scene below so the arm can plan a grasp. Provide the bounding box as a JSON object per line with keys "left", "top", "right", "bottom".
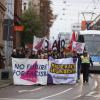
{"left": 18, "top": 87, "right": 43, "bottom": 93}
{"left": 74, "top": 94, "right": 82, "bottom": 99}
{"left": 86, "top": 91, "right": 96, "bottom": 96}
{"left": 18, "top": 90, "right": 27, "bottom": 93}
{"left": 74, "top": 76, "right": 98, "bottom": 99}
{"left": 93, "top": 94, "right": 100, "bottom": 98}
{"left": 90, "top": 74, "right": 98, "bottom": 89}
{"left": 94, "top": 80, "right": 98, "bottom": 89}
{"left": 39, "top": 88, "right": 73, "bottom": 99}
{"left": 86, "top": 91, "right": 100, "bottom": 98}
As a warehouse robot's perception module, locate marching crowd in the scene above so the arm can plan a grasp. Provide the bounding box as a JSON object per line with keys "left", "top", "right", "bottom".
{"left": 0, "top": 46, "right": 93, "bottom": 83}
{"left": 11, "top": 47, "right": 74, "bottom": 59}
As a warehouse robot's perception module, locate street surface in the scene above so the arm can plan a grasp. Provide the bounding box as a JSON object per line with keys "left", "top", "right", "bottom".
{"left": 0, "top": 74, "right": 100, "bottom": 100}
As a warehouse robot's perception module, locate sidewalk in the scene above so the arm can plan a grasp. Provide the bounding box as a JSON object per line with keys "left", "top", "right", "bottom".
{"left": 0, "top": 79, "right": 12, "bottom": 88}
{"left": 0, "top": 67, "right": 13, "bottom": 88}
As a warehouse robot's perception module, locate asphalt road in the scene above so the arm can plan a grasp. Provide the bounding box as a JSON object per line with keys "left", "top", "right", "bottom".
{"left": 0, "top": 74, "right": 100, "bottom": 100}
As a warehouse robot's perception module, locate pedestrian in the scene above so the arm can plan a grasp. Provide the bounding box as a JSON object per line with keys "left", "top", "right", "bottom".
{"left": 77, "top": 53, "right": 82, "bottom": 81}
{"left": 80, "top": 51, "right": 93, "bottom": 83}
{"left": 72, "top": 51, "right": 80, "bottom": 82}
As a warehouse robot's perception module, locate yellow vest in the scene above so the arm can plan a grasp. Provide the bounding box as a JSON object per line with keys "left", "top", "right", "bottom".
{"left": 81, "top": 55, "right": 90, "bottom": 63}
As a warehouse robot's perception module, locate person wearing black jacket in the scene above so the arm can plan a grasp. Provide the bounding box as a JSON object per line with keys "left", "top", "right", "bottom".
{"left": 81, "top": 51, "right": 93, "bottom": 83}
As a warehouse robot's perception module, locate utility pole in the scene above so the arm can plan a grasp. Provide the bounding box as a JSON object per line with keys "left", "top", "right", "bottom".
{"left": 13, "top": 0, "right": 17, "bottom": 49}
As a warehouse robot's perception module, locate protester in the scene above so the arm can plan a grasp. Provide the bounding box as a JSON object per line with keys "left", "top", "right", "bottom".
{"left": 80, "top": 51, "right": 93, "bottom": 83}
{"left": 72, "top": 51, "right": 79, "bottom": 82}
{"left": 44, "top": 53, "right": 48, "bottom": 59}
{"left": 29, "top": 50, "right": 35, "bottom": 58}
{"left": 25, "top": 50, "right": 31, "bottom": 58}
{"left": 77, "top": 53, "right": 82, "bottom": 81}
{"left": 11, "top": 49, "right": 17, "bottom": 58}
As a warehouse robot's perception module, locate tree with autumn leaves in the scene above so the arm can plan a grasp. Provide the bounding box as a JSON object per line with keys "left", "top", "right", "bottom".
{"left": 20, "top": 7, "right": 44, "bottom": 46}
{"left": 20, "top": 0, "right": 53, "bottom": 47}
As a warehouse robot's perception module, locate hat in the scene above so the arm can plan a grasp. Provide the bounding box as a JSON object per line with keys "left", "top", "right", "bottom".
{"left": 13, "top": 49, "right": 16, "bottom": 52}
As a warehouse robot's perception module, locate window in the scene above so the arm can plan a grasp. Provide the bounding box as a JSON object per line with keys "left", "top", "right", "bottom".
{"left": 23, "top": 3, "right": 27, "bottom": 11}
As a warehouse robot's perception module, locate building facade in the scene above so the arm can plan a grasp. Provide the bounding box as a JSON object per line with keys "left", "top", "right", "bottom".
{"left": 0, "top": 0, "right": 6, "bottom": 53}
{"left": 14, "top": 0, "right": 22, "bottom": 48}
{"left": 22, "top": 0, "right": 30, "bottom": 13}
{"left": 40, "top": 0, "right": 53, "bottom": 37}
{"left": 30, "top": 0, "right": 40, "bottom": 14}
{"left": 22, "top": 0, "right": 40, "bottom": 14}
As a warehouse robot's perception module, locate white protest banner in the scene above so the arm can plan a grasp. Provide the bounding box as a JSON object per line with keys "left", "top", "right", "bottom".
{"left": 33, "top": 36, "right": 69, "bottom": 51}
{"left": 48, "top": 57, "right": 77, "bottom": 84}
{"left": 33, "top": 36, "right": 44, "bottom": 51}
{"left": 12, "top": 58, "right": 48, "bottom": 85}
{"left": 42, "top": 37, "right": 52, "bottom": 50}
{"left": 72, "top": 41, "right": 85, "bottom": 54}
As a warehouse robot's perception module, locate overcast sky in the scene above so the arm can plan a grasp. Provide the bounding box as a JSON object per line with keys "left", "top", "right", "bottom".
{"left": 50, "top": 0, "right": 100, "bottom": 39}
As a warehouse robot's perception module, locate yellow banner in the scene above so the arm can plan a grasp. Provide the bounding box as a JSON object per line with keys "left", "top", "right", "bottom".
{"left": 50, "top": 63, "right": 76, "bottom": 74}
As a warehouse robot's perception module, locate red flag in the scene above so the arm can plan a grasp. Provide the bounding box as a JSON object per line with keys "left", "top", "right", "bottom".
{"left": 67, "top": 32, "right": 76, "bottom": 51}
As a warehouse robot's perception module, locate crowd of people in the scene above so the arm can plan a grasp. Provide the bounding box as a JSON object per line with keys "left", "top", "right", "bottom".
{"left": 10, "top": 47, "right": 94, "bottom": 84}
{"left": 11, "top": 47, "right": 74, "bottom": 59}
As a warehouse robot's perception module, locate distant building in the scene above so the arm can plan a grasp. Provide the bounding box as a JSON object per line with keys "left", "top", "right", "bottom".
{"left": 22, "top": 0, "right": 31, "bottom": 13}
{"left": 22, "top": 0, "right": 40, "bottom": 14}
{"left": 0, "top": 0, "right": 6, "bottom": 53}
{"left": 29, "top": 0, "right": 40, "bottom": 14}
{"left": 71, "top": 23, "right": 81, "bottom": 32}
{"left": 40, "top": 0, "right": 53, "bottom": 37}
{"left": 58, "top": 32, "right": 71, "bottom": 45}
